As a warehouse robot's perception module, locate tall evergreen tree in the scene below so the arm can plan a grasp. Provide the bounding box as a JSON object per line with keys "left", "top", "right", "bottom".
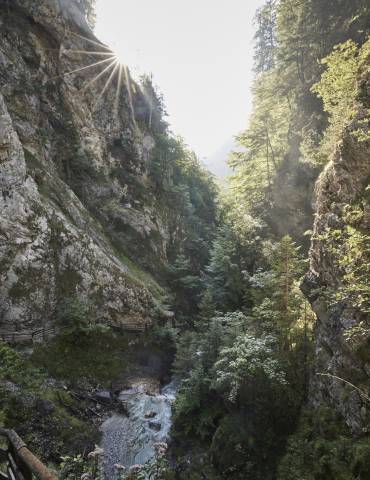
{"left": 254, "top": 0, "right": 277, "bottom": 73}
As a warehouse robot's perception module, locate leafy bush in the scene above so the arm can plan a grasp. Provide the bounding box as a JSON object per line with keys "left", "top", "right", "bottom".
{"left": 56, "top": 297, "right": 110, "bottom": 335}
{"left": 214, "top": 333, "right": 286, "bottom": 403}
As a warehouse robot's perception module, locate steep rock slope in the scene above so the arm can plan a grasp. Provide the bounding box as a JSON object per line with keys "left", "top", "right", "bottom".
{"left": 304, "top": 72, "right": 370, "bottom": 434}
{"left": 0, "top": 0, "right": 170, "bottom": 332}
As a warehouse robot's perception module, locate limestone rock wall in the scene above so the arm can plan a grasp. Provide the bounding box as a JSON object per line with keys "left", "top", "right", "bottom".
{"left": 303, "top": 73, "right": 370, "bottom": 434}
{"left": 0, "top": 0, "right": 169, "bottom": 331}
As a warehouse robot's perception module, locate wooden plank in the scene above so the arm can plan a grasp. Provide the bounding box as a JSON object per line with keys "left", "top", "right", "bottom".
{"left": 6, "top": 467, "right": 15, "bottom": 480}
{"left": 7, "top": 453, "right": 26, "bottom": 480}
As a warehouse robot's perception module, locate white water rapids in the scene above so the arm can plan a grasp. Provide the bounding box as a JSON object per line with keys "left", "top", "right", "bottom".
{"left": 101, "top": 381, "right": 176, "bottom": 479}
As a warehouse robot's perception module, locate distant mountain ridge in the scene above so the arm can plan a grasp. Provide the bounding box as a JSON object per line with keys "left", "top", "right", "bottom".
{"left": 204, "top": 138, "right": 237, "bottom": 178}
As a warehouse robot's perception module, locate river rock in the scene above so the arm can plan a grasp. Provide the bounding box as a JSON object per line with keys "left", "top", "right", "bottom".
{"left": 94, "top": 390, "right": 112, "bottom": 404}
{"left": 36, "top": 399, "right": 55, "bottom": 416}
{"left": 148, "top": 420, "right": 161, "bottom": 431}
{"left": 101, "top": 381, "right": 176, "bottom": 477}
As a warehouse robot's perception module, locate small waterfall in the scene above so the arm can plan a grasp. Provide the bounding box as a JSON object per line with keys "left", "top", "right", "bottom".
{"left": 101, "top": 381, "right": 176, "bottom": 479}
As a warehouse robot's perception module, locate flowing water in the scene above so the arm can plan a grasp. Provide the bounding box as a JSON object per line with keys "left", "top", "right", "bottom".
{"left": 101, "top": 381, "right": 176, "bottom": 479}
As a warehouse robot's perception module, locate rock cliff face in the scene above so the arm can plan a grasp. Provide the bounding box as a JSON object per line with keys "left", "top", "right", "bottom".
{"left": 304, "top": 73, "right": 370, "bottom": 434}
{"left": 0, "top": 0, "right": 170, "bottom": 332}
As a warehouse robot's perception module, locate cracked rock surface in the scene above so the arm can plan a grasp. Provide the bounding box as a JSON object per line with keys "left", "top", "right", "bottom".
{"left": 303, "top": 73, "right": 370, "bottom": 434}
{"left": 0, "top": 0, "right": 171, "bottom": 331}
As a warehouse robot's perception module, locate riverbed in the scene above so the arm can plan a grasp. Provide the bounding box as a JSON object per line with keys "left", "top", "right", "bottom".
{"left": 101, "top": 380, "right": 176, "bottom": 478}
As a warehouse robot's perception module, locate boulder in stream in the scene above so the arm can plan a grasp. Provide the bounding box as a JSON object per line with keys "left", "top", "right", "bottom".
{"left": 148, "top": 420, "right": 161, "bottom": 431}
{"left": 94, "top": 390, "right": 112, "bottom": 404}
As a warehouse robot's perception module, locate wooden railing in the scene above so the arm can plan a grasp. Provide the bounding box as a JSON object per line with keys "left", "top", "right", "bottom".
{"left": 0, "top": 317, "right": 151, "bottom": 344}
{"left": 0, "top": 428, "right": 57, "bottom": 480}
{"left": 0, "top": 328, "right": 58, "bottom": 344}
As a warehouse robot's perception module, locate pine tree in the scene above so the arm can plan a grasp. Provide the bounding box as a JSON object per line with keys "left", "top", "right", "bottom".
{"left": 271, "top": 235, "right": 306, "bottom": 343}
{"left": 254, "top": 0, "right": 277, "bottom": 73}
{"left": 203, "top": 227, "right": 245, "bottom": 312}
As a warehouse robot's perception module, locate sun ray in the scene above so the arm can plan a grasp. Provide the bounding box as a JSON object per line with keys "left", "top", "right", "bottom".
{"left": 123, "top": 65, "right": 137, "bottom": 130}
{"left": 113, "top": 64, "right": 124, "bottom": 117}
{"left": 93, "top": 61, "right": 120, "bottom": 110}
{"left": 46, "top": 30, "right": 138, "bottom": 121}
{"left": 63, "top": 50, "right": 114, "bottom": 57}
{"left": 80, "top": 58, "right": 117, "bottom": 93}
{"left": 48, "top": 56, "right": 115, "bottom": 81}
{"left": 46, "top": 49, "right": 113, "bottom": 57}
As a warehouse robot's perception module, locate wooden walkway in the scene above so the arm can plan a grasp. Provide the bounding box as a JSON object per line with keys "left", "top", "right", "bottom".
{"left": 0, "top": 318, "right": 151, "bottom": 344}
{"left": 0, "top": 327, "right": 57, "bottom": 344}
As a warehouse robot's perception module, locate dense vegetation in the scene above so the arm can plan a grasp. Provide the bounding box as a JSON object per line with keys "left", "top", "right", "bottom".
{"left": 169, "top": 1, "right": 370, "bottom": 479}
{"left": 1, "top": 1, "right": 369, "bottom": 479}
{"left": 0, "top": 5, "right": 218, "bottom": 469}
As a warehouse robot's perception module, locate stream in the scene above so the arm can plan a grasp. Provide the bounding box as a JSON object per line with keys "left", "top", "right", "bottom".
{"left": 101, "top": 380, "right": 177, "bottom": 479}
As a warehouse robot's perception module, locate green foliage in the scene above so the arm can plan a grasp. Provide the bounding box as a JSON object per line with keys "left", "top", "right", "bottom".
{"left": 172, "top": 301, "right": 305, "bottom": 477}
{"left": 316, "top": 202, "right": 370, "bottom": 315}
{"left": 59, "top": 446, "right": 104, "bottom": 480}
{"left": 173, "top": 313, "right": 247, "bottom": 438}
{"left": 229, "top": 70, "right": 290, "bottom": 213}
{"left": 312, "top": 39, "right": 370, "bottom": 158}
{"left": 0, "top": 342, "right": 41, "bottom": 388}
{"left": 130, "top": 448, "right": 174, "bottom": 480}
{"left": 145, "top": 125, "right": 218, "bottom": 323}
{"left": 203, "top": 227, "right": 246, "bottom": 312}
{"left": 230, "top": 0, "right": 369, "bottom": 242}
{"left": 269, "top": 235, "right": 307, "bottom": 333}
{"left": 254, "top": 0, "right": 277, "bottom": 73}
{"left": 32, "top": 330, "right": 130, "bottom": 386}
{"left": 173, "top": 227, "right": 315, "bottom": 478}
{"left": 190, "top": 8, "right": 369, "bottom": 476}
{"left": 59, "top": 444, "right": 174, "bottom": 480}
{"left": 277, "top": 406, "right": 370, "bottom": 480}
{"left": 0, "top": 342, "right": 98, "bottom": 462}
{"left": 140, "top": 74, "right": 168, "bottom": 132}
{"left": 214, "top": 334, "right": 286, "bottom": 403}
{"left": 56, "top": 296, "right": 110, "bottom": 335}
{"left": 0, "top": 342, "right": 45, "bottom": 431}
{"left": 168, "top": 254, "right": 202, "bottom": 322}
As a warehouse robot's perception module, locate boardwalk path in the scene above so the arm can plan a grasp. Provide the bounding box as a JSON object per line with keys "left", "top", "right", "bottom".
{"left": 0, "top": 318, "right": 149, "bottom": 344}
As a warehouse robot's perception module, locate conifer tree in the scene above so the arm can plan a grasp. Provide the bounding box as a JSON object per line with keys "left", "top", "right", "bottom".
{"left": 254, "top": 0, "right": 277, "bottom": 73}
{"left": 271, "top": 235, "right": 306, "bottom": 345}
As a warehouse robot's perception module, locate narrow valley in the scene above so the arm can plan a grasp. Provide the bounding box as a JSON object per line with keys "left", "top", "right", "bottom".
{"left": 0, "top": 1, "right": 369, "bottom": 479}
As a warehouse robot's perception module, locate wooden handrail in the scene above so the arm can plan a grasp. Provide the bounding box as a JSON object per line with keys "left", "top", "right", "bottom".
{"left": 0, "top": 317, "right": 152, "bottom": 344}
{"left": 0, "top": 429, "right": 57, "bottom": 480}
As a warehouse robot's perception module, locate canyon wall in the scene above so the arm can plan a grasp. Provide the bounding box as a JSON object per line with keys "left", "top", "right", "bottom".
{"left": 0, "top": 0, "right": 171, "bottom": 332}
{"left": 304, "top": 72, "right": 370, "bottom": 434}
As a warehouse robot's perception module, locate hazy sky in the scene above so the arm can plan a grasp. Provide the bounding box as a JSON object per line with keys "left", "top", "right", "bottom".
{"left": 95, "top": 0, "right": 264, "bottom": 161}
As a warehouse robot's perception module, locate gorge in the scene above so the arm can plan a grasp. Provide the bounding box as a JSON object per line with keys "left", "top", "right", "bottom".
{"left": 0, "top": 1, "right": 369, "bottom": 480}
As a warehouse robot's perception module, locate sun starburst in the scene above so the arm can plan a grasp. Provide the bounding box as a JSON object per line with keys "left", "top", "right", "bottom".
{"left": 51, "top": 32, "right": 138, "bottom": 124}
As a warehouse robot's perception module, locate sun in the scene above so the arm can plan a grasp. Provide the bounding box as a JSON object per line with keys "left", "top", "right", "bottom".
{"left": 113, "top": 48, "right": 126, "bottom": 66}
{"left": 51, "top": 31, "right": 139, "bottom": 124}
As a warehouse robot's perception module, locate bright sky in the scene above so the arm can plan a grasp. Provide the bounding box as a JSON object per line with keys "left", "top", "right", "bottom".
{"left": 95, "top": 0, "right": 264, "bottom": 162}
